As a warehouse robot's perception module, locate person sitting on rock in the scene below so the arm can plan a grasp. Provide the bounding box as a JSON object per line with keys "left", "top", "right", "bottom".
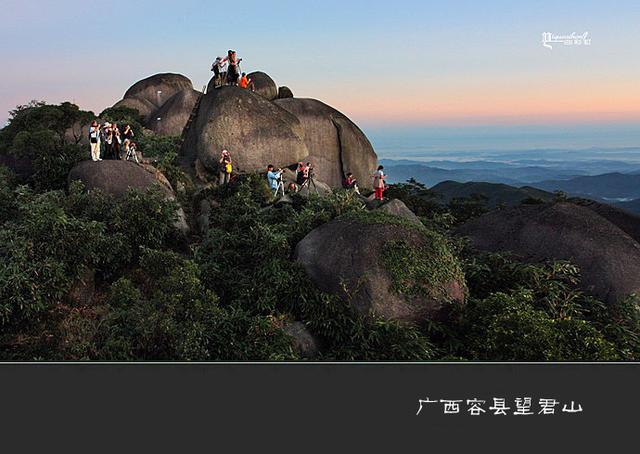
{"left": 89, "top": 120, "right": 102, "bottom": 162}
{"left": 371, "top": 165, "right": 386, "bottom": 200}
{"left": 239, "top": 72, "right": 254, "bottom": 90}
{"left": 267, "top": 164, "right": 283, "bottom": 191}
{"left": 225, "top": 50, "right": 242, "bottom": 86}
{"left": 342, "top": 172, "right": 360, "bottom": 194}
{"left": 218, "top": 149, "right": 232, "bottom": 185}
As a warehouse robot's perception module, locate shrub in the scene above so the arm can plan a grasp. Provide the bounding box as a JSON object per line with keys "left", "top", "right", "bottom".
{"left": 0, "top": 188, "right": 107, "bottom": 326}
{"left": 98, "top": 106, "right": 144, "bottom": 138}
{"left": 382, "top": 237, "right": 466, "bottom": 302}
{"left": 94, "top": 249, "right": 296, "bottom": 360}
{"left": 452, "top": 291, "right": 618, "bottom": 361}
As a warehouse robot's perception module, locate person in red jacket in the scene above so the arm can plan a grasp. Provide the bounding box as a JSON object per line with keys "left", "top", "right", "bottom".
{"left": 342, "top": 172, "right": 360, "bottom": 194}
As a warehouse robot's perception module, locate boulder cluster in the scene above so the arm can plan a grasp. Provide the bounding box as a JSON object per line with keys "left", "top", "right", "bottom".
{"left": 111, "top": 71, "right": 378, "bottom": 189}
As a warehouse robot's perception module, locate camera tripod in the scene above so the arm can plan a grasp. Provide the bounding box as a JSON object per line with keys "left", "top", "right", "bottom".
{"left": 299, "top": 175, "right": 319, "bottom": 195}
{"left": 125, "top": 146, "right": 139, "bottom": 164}
{"left": 274, "top": 177, "right": 286, "bottom": 197}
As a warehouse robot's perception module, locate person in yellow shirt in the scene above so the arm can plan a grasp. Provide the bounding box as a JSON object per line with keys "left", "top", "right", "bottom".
{"left": 219, "top": 149, "right": 233, "bottom": 185}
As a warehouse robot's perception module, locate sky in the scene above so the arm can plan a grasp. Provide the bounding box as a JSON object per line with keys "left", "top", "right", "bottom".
{"left": 1, "top": 0, "right": 640, "bottom": 137}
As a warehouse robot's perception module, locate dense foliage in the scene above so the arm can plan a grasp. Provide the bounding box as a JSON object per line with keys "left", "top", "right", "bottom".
{"left": 0, "top": 101, "right": 93, "bottom": 190}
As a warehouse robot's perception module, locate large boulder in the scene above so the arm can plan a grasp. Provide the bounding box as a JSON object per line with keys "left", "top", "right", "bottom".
{"left": 147, "top": 89, "right": 200, "bottom": 137}
{"left": 571, "top": 198, "right": 640, "bottom": 245}
{"left": 456, "top": 202, "right": 640, "bottom": 304}
{"left": 375, "top": 199, "right": 422, "bottom": 226}
{"left": 247, "top": 71, "right": 278, "bottom": 101}
{"left": 284, "top": 321, "right": 320, "bottom": 359}
{"left": 294, "top": 212, "right": 467, "bottom": 324}
{"left": 278, "top": 86, "right": 294, "bottom": 99}
{"left": 112, "top": 97, "right": 157, "bottom": 121}
{"left": 297, "top": 179, "right": 332, "bottom": 198}
{"left": 67, "top": 160, "right": 189, "bottom": 235}
{"left": 122, "top": 73, "right": 194, "bottom": 110}
{"left": 183, "top": 86, "right": 308, "bottom": 176}
{"left": 68, "top": 160, "right": 173, "bottom": 198}
{"left": 274, "top": 98, "right": 378, "bottom": 189}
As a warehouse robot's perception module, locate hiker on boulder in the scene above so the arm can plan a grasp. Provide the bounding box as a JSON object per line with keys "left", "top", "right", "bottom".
{"left": 102, "top": 122, "right": 113, "bottom": 159}
{"left": 372, "top": 165, "right": 386, "bottom": 200}
{"left": 106, "top": 123, "right": 121, "bottom": 160}
{"left": 219, "top": 149, "right": 232, "bottom": 185}
{"left": 225, "top": 50, "right": 242, "bottom": 86}
{"left": 89, "top": 120, "right": 102, "bottom": 162}
{"left": 239, "top": 72, "right": 254, "bottom": 90}
{"left": 122, "top": 124, "right": 134, "bottom": 150}
{"left": 212, "top": 56, "right": 228, "bottom": 88}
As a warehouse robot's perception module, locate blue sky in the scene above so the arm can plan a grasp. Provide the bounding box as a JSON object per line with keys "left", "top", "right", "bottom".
{"left": 1, "top": 0, "right": 640, "bottom": 133}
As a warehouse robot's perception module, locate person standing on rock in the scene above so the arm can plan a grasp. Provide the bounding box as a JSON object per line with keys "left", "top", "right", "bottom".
{"left": 225, "top": 50, "right": 242, "bottom": 86}
{"left": 122, "top": 124, "right": 134, "bottom": 155}
{"left": 219, "top": 149, "right": 232, "bottom": 185}
{"left": 89, "top": 121, "right": 102, "bottom": 162}
{"left": 212, "top": 56, "right": 227, "bottom": 88}
{"left": 110, "top": 123, "right": 122, "bottom": 160}
{"left": 372, "top": 165, "right": 386, "bottom": 200}
{"left": 267, "top": 165, "right": 283, "bottom": 192}
{"left": 102, "top": 122, "right": 113, "bottom": 160}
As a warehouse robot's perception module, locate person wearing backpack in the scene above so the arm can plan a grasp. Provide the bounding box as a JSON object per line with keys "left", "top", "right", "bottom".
{"left": 219, "top": 149, "right": 232, "bottom": 185}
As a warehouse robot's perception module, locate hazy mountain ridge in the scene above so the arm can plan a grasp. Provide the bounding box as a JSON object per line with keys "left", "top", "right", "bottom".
{"left": 382, "top": 156, "right": 640, "bottom": 213}
{"left": 430, "top": 181, "right": 554, "bottom": 207}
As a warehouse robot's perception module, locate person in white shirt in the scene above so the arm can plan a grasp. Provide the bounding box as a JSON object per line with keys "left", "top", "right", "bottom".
{"left": 89, "top": 120, "right": 102, "bottom": 161}
{"left": 371, "top": 165, "right": 386, "bottom": 200}
{"left": 212, "top": 56, "right": 228, "bottom": 88}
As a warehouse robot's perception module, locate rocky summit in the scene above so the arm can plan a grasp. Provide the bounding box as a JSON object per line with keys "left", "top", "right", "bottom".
{"left": 110, "top": 71, "right": 378, "bottom": 188}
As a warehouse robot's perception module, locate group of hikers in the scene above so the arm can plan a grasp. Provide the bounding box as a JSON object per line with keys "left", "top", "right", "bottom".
{"left": 216, "top": 149, "right": 388, "bottom": 200}
{"left": 88, "top": 121, "right": 138, "bottom": 163}
{"left": 88, "top": 49, "right": 390, "bottom": 199}
{"left": 211, "top": 50, "right": 254, "bottom": 90}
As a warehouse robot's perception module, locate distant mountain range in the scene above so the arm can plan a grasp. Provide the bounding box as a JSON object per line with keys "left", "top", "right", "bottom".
{"left": 382, "top": 163, "right": 582, "bottom": 186}
{"left": 529, "top": 173, "right": 640, "bottom": 200}
{"left": 430, "top": 181, "right": 554, "bottom": 207}
{"left": 381, "top": 158, "right": 640, "bottom": 214}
